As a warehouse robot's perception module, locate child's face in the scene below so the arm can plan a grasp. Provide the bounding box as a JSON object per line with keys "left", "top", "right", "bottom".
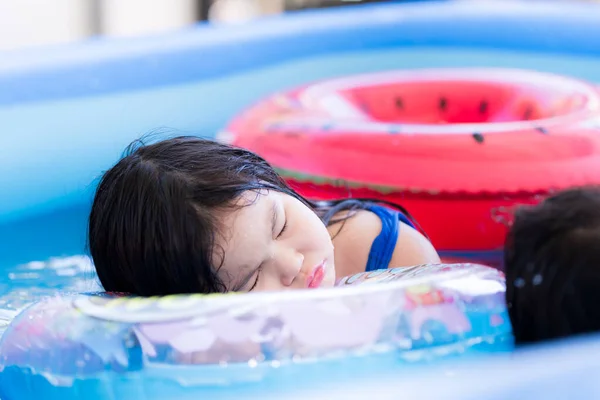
{"left": 214, "top": 190, "right": 336, "bottom": 292}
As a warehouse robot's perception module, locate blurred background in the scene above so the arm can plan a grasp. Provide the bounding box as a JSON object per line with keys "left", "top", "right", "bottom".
{"left": 3, "top": 0, "right": 595, "bottom": 52}
{"left": 0, "top": 0, "right": 427, "bottom": 51}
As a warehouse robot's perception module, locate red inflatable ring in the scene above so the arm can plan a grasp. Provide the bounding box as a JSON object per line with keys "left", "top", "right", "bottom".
{"left": 222, "top": 68, "right": 600, "bottom": 258}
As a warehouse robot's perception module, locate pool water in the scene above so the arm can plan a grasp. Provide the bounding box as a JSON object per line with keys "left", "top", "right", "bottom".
{"left": 0, "top": 205, "right": 101, "bottom": 337}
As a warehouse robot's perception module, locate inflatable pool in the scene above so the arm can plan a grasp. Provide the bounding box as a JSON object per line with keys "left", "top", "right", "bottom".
{"left": 225, "top": 67, "right": 600, "bottom": 253}
{"left": 3, "top": 0, "right": 600, "bottom": 398}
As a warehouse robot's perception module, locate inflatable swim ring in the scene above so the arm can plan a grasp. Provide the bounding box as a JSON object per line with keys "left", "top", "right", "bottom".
{"left": 224, "top": 68, "right": 600, "bottom": 255}
{"left": 0, "top": 264, "right": 509, "bottom": 400}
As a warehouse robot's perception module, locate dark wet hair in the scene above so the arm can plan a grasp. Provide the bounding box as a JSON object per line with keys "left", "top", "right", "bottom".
{"left": 505, "top": 186, "right": 600, "bottom": 345}
{"left": 89, "top": 136, "right": 417, "bottom": 296}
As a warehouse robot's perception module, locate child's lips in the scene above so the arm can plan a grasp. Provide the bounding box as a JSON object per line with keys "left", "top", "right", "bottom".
{"left": 307, "top": 260, "right": 326, "bottom": 289}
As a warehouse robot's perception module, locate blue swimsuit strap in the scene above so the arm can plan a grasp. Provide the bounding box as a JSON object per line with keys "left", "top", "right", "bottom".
{"left": 364, "top": 204, "right": 415, "bottom": 272}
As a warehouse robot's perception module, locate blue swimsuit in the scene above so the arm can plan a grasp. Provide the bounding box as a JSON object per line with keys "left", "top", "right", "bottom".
{"left": 364, "top": 204, "right": 416, "bottom": 272}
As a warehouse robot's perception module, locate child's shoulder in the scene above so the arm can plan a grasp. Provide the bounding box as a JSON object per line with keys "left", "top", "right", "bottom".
{"left": 328, "top": 208, "right": 440, "bottom": 276}
{"left": 327, "top": 209, "right": 383, "bottom": 277}
{"left": 327, "top": 209, "right": 383, "bottom": 241}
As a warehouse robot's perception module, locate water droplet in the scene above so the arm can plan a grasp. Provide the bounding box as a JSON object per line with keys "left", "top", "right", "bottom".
{"left": 25, "top": 261, "right": 45, "bottom": 270}
{"left": 532, "top": 274, "right": 543, "bottom": 285}
{"left": 514, "top": 278, "right": 525, "bottom": 288}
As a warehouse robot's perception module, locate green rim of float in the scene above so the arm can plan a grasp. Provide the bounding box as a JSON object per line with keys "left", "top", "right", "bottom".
{"left": 274, "top": 167, "right": 404, "bottom": 195}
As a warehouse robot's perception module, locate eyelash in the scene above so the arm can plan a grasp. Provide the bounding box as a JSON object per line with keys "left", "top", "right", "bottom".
{"left": 249, "top": 215, "right": 287, "bottom": 291}
{"left": 248, "top": 266, "right": 263, "bottom": 291}
{"left": 277, "top": 220, "right": 288, "bottom": 239}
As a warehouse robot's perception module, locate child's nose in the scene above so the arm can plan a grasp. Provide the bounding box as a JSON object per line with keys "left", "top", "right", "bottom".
{"left": 279, "top": 251, "right": 304, "bottom": 287}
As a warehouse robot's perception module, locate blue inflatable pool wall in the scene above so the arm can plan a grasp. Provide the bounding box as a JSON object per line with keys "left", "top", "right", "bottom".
{"left": 3, "top": 0, "right": 600, "bottom": 398}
